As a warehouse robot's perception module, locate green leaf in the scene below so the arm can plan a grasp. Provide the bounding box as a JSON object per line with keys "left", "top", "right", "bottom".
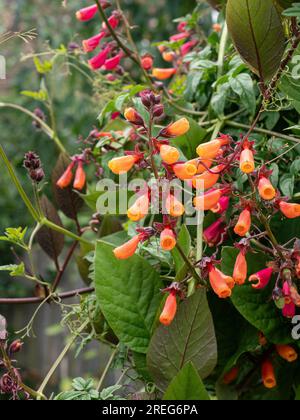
{"left": 211, "top": 83, "right": 230, "bottom": 116}
{"left": 171, "top": 225, "right": 191, "bottom": 281}
{"left": 226, "top": 0, "right": 285, "bottom": 81}
{"left": 163, "top": 362, "right": 210, "bottom": 400}
{"left": 221, "top": 247, "right": 293, "bottom": 344}
{"left": 280, "top": 174, "right": 295, "bottom": 197}
{"left": 147, "top": 290, "right": 217, "bottom": 392}
{"left": 229, "top": 73, "right": 256, "bottom": 115}
{"left": 94, "top": 241, "right": 163, "bottom": 353}
{"left": 33, "top": 56, "right": 53, "bottom": 74}
{"left": 171, "top": 118, "right": 208, "bottom": 160}
{"left": 0, "top": 263, "right": 25, "bottom": 277}
{"left": 21, "top": 89, "right": 48, "bottom": 101}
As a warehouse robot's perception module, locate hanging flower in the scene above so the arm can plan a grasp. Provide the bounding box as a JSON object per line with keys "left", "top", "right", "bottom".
{"left": 249, "top": 267, "right": 273, "bottom": 289}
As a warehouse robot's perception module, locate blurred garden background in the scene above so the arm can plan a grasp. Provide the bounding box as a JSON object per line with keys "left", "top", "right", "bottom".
{"left": 0, "top": 0, "right": 199, "bottom": 393}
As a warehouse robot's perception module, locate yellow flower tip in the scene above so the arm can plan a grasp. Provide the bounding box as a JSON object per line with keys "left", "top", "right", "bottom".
{"left": 240, "top": 148, "right": 255, "bottom": 174}
{"left": 258, "top": 177, "right": 276, "bottom": 201}
{"left": 159, "top": 145, "right": 180, "bottom": 165}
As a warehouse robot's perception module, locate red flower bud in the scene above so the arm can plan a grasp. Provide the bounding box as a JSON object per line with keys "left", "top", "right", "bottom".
{"left": 249, "top": 267, "right": 273, "bottom": 289}
{"left": 141, "top": 55, "right": 154, "bottom": 71}
{"left": 82, "top": 32, "right": 105, "bottom": 52}
{"left": 88, "top": 47, "right": 110, "bottom": 70}
{"left": 223, "top": 366, "right": 239, "bottom": 385}
{"left": 211, "top": 196, "right": 230, "bottom": 214}
{"left": 203, "top": 219, "right": 226, "bottom": 247}
{"left": 282, "top": 301, "right": 296, "bottom": 318}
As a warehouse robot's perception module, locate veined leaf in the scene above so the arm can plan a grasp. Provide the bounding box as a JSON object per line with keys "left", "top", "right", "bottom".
{"left": 163, "top": 362, "right": 210, "bottom": 400}
{"left": 147, "top": 289, "right": 217, "bottom": 391}
{"left": 226, "top": 0, "right": 285, "bottom": 82}
{"left": 94, "top": 241, "right": 163, "bottom": 353}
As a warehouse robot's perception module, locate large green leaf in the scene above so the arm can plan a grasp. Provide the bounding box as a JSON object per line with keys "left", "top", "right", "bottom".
{"left": 163, "top": 362, "right": 210, "bottom": 401}
{"left": 171, "top": 118, "right": 208, "bottom": 160}
{"left": 94, "top": 242, "right": 163, "bottom": 353}
{"left": 226, "top": 0, "right": 285, "bottom": 82}
{"left": 221, "top": 247, "right": 293, "bottom": 344}
{"left": 147, "top": 290, "right": 217, "bottom": 391}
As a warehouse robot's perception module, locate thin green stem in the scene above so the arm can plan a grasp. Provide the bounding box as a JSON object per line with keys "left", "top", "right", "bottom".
{"left": 175, "top": 243, "right": 206, "bottom": 287}
{"left": 42, "top": 219, "right": 91, "bottom": 245}
{"left": 217, "top": 23, "right": 228, "bottom": 78}
{"left": 37, "top": 320, "right": 89, "bottom": 398}
{"left": 96, "top": 345, "right": 119, "bottom": 392}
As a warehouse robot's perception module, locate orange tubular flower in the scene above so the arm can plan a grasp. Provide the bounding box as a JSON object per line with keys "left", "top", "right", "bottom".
{"left": 258, "top": 177, "right": 276, "bottom": 201}
{"left": 193, "top": 188, "right": 223, "bottom": 211}
{"left": 108, "top": 155, "right": 139, "bottom": 175}
{"left": 162, "top": 51, "right": 176, "bottom": 62}
{"left": 209, "top": 267, "right": 233, "bottom": 299}
{"left": 159, "top": 292, "right": 177, "bottom": 326}
{"left": 234, "top": 208, "right": 251, "bottom": 237}
{"left": 192, "top": 165, "right": 225, "bottom": 190}
{"left": 160, "top": 228, "right": 176, "bottom": 251}
{"left": 159, "top": 145, "right": 180, "bottom": 165}
{"left": 240, "top": 147, "right": 255, "bottom": 174}
{"left": 162, "top": 118, "right": 190, "bottom": 138}
{"left": 127, "top": 194, "right": 149, "bottom": 222}
{"left": 223, "top": 367, "right": 239, "bottom": 385}
{"left": 262, "top": 360, "right": 277, "bottom": 389}
{"left": 279, "top": 201, "right": 300, "bottom": 219}
{"left": 56, "top": 162, "right": 74, "bottom": 189}
{"left": 73, "top": 161, "right": 86, "bottom": 191}
{"left": 173, "top": 162, "right": 197, "bottom": 180}
{"left": 233, "top": 251, "right": 248, "bottom": 285}
{"left": 113, "top": 235, "right": 141, "bottom": 260}
{"left": 196, "top": 137, "right": 230, "bottom": 159}
{"left": 276, "top": 345, "right": 298, "bottom": 362}
{"left": 152, "top": 68, "right": 177, "bottom": 80}
{"left": 166, "top": 194, "right": 185, "bottom": 217}
{"left": 124, "top": 108, "right": 144, "bottom": 125}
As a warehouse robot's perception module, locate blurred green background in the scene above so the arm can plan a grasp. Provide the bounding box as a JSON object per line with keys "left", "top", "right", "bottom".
{"left": 0, "top": 0, "right": 196, "bottom": 295}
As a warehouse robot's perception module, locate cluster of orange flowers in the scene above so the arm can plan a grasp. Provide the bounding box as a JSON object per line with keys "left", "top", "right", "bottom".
{"left": 223, "top": 334, "right": 298, "bottom": 390}
{"left": 102, "top": 89, "right": 300, "bottom": 327}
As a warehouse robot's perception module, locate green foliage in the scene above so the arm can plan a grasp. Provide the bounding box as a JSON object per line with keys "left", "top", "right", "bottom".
{"left": 226, "top": 0, "right": 285, "bottom": 81}
{"left": 163, "top": 362, "right": 211, "bottom": 400}
{"left": 147, "top": 290, "right": 217, "bottom": 391}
